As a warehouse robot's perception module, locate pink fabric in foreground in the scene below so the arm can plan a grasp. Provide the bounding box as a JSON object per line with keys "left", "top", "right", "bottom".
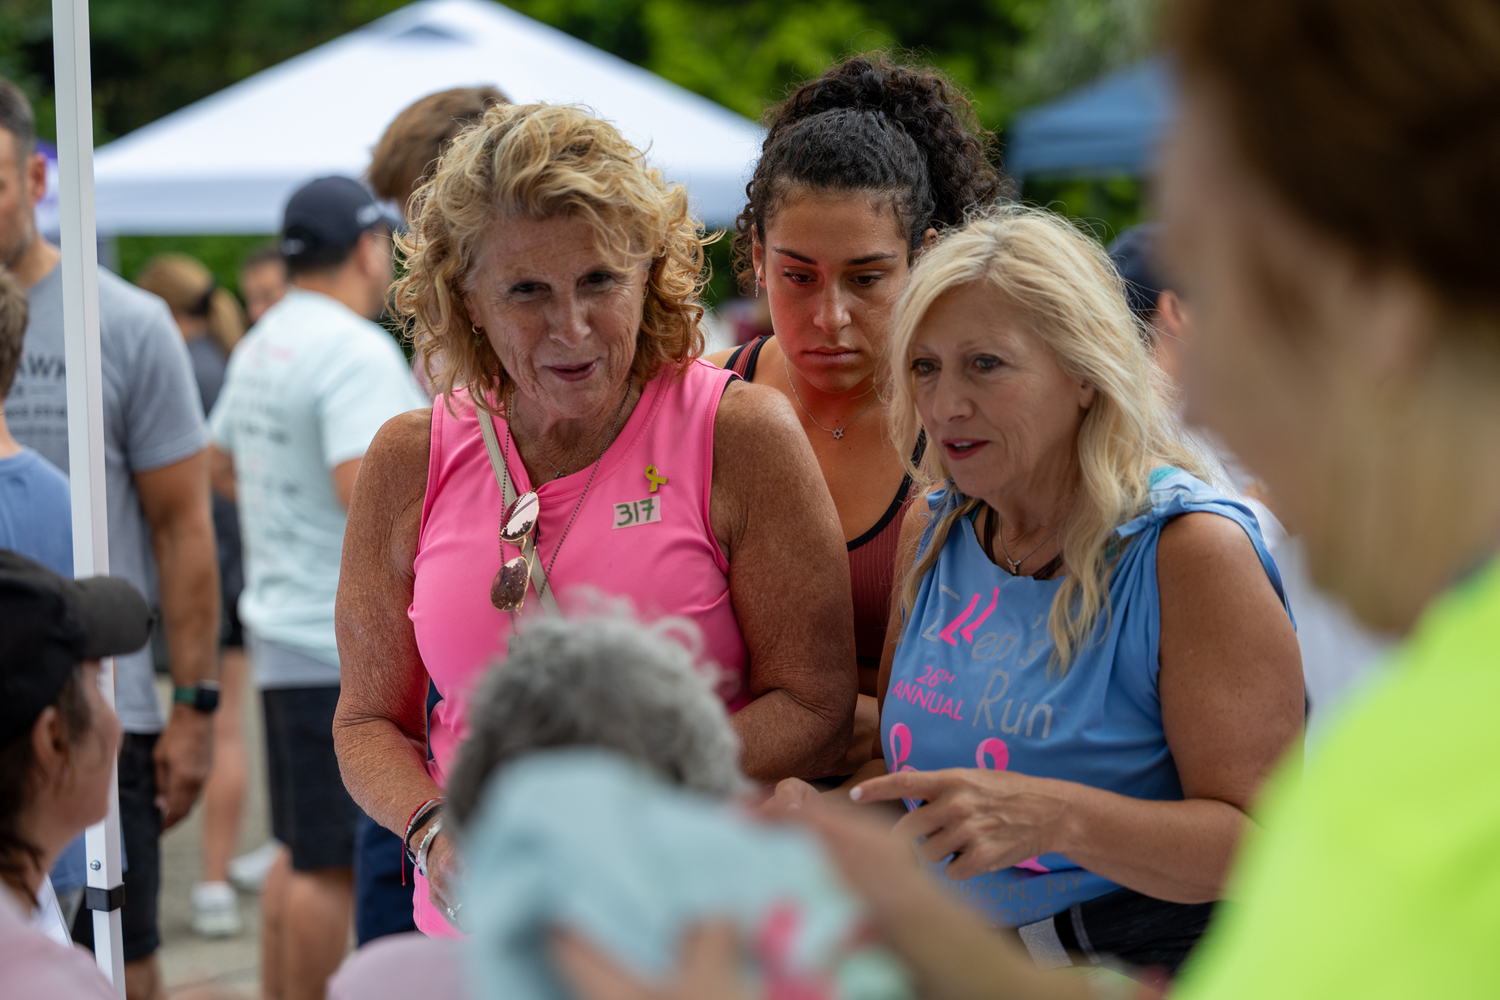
{"left": 328, "top": 932, "right": 473, "bottom": 1000}
{"left": 408, "top": 360, "right": 749, "bottom": 936}
{"left": 0, "top": 890, "right": 116, "bottom": 999}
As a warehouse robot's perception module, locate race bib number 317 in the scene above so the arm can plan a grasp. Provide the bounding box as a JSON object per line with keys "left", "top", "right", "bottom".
{"left": 613, "top": 497, "right": 662, "bottom": 529}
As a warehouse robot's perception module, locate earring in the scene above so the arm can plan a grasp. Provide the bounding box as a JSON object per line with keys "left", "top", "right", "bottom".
{"left": 754, "top": 270, "right": 762, "bottom": 299}
{"left": 471, "top": 322, "right": 483, "bottom": 347}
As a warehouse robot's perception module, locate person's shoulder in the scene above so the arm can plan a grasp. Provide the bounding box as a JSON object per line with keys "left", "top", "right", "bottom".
{"left": 367, "top": 408, "right": 433, "bottom": 466}
{"left": 1156, "top": 509, "right": 1261, "bottom": 572}
{"left": 318, "top": 308, "right": 409, "bottom": 370}
{"left": 93, "top": 269, "right": 190, "bottom": 372}
{"left": 15, "top": 447, "right": 70, "bottom": 490}
{"left": 96, "top": 267, "right": 175, "bottom": 330}
{"left": 704, "top": 346, "right": 736, "bottom": 368}
{"left": 357, "top": 408, "right": 434, "bottom": 507}
{"left": 711, "top": 372, "right": 801, "bottom": 445}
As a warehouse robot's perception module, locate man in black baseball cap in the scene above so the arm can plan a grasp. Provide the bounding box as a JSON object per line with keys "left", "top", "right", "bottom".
{"left": 205, "top": 172, "right": 425, "bottom": 998}
{"left": 0, "top": 550, "right": 152, "bottom": 746}
{"left": 279, "top": 176, "right": 401, "bottom": 270}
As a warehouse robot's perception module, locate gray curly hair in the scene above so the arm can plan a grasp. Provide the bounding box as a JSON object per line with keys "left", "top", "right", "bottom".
{"left": 446, "top": 615, "right": 744, "bottom": 834}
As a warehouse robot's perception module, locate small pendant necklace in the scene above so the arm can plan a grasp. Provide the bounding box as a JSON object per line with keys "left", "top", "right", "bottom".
{"left": 995, "top": 516, "right": 1064, "bottom": 576}
{"left": 782, "top": 356, "right": 879, "bottom": 441}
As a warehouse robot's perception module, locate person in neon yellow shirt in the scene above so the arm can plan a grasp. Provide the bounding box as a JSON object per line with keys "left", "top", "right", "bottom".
{"left": 1145, "top": 0, "right": 1500, "bottom": 995}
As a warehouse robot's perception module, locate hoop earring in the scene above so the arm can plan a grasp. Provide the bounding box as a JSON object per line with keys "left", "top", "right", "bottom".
{"left": 471, "top": 322, "right": 483, "bottom": 347}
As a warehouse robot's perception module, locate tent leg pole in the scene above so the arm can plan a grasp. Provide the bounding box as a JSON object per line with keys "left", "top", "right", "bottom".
{"left": 52, "top": 0, "right": 126, "bottom": 992}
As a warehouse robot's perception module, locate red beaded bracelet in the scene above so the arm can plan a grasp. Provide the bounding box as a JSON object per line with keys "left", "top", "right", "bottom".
{"left": 403, "top": 796, "right": 446, "bottom": 858}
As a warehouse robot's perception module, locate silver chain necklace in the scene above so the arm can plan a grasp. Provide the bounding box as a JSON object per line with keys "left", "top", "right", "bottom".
{"left": 782, "top": 356, "right": 879, "bottom": 441}
{"left": 503, "top": 379, "right": 633, "bottom": 604}
{"left": 995, "top": 516, "right": 1064, "bottom": 576}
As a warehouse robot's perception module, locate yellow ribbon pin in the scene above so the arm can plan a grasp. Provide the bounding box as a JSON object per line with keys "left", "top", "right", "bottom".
{"left": 644, "top": 465, "right": 668, "bottom": 492}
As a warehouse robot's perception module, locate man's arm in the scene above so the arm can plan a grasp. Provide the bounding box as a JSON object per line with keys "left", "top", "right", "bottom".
{"left": 209, "top": 444, "right": 236, "bottom": 501}
{"left": 333, "top": 457, "right": 361, "bottom": 508}
{"left": 135, "top": 449, "right": 220, "bottom": 829}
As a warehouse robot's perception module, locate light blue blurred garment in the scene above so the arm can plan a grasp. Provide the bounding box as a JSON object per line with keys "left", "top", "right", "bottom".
{"left": 463, "top": 749, "right": 910, "bottom": 1000}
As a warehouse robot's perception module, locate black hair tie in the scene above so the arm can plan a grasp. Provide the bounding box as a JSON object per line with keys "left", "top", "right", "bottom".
{"left": 188, "top": 277, "right": 216, "bottom": 317}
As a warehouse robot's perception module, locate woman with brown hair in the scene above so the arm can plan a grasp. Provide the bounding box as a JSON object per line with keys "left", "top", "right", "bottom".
{"left": 135, "top": 254, "right": 247, "bottom": 410}
{"left": 710, "top": 55, "right": 1001, "bottom": 768}
{"left": 333, "top": 102, "right": 857, "bottom": 937}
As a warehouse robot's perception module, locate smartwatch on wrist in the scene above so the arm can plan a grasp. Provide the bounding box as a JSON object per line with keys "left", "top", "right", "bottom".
{"left": 173, "top": 680, "right": 221, "bottom": 714}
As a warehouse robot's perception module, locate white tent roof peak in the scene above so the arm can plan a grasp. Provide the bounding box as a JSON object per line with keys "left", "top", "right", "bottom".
{"left": 91, "top": 0, "right": 763, "bottom": 233}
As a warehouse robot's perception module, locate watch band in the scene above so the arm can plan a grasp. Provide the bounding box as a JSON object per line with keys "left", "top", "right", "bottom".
{"left": 173, "top": 681, "right": 221, "bottom": 713}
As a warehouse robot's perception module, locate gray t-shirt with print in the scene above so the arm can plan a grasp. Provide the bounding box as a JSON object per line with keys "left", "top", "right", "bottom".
{"left": 8, "top": 264, "right": 209, "bottom": 734}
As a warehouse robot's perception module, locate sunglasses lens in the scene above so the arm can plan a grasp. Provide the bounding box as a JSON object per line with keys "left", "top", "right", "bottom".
{"left": 490, "top": 555, "right": 531, "bottom": 611}
{"left": 501, "top": 491, "right": 540, "bottom": 543}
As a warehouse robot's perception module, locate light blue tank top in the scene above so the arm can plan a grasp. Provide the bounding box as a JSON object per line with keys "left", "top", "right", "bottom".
{"left": 882, "top": 467, "right": 1290, "bottom": 927}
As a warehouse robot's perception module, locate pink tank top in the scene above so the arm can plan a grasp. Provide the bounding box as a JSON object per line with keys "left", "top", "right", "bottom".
{"left": 408, "top": 360, "right": 748, "bottom": 935}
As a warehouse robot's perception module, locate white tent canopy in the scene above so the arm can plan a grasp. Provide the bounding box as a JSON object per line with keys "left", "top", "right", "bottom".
{"left": 89, "top": 0, "right": 762, "bottom": 233}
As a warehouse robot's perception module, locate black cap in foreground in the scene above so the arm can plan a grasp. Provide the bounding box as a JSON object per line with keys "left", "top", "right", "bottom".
{"left": 0, "top": 550, "right": 152, "bottom": 745}
{"left": 280, "top": 176, "right": 402, "bottom": 263}
{"left": 1106, "top": 222, "right": 1165, "bottom": 322}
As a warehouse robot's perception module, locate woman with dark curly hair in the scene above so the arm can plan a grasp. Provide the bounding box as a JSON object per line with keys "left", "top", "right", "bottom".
{"left": 710, "top": 55, "right": 1001, "bottom": 770}
{"left": 333, "top": 103, "right": 857, "bottom": 937}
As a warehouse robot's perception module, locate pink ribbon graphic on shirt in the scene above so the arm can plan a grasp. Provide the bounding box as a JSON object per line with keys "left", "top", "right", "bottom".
{"left": 974, "top": 737, "right": 1050, "bottom": 874}
{"left": 887, "top": 722, "right": 922, "bottom": 811}
{"left": 888, "top": 723, "right": 916, "bottom": 773}
{"left": 975, "top": 737, "right": 1009, "bottom": 771}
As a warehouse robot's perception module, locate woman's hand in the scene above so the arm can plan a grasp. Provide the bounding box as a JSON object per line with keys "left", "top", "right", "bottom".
{"left": 850, "top": 767, "right": 1073, "bottom": 881}
{"left": 423, "top": 828, "right": 465, "bottom": 927}
{"left": 794, "top": 805, "right": 1098, "bottom": 1000}
{"left": 759, "top": 776, "right": 823, "bottom": 816}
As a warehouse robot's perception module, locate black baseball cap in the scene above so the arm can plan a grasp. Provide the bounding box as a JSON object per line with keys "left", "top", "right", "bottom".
{"left": 0, "top": 550, "right": 152, "bottom": 745}
{"left": 279, "top": 176, "right": 402, "bottom": 262}
{"left": 1106, "top": 222, "right": 1166, "bottom": 321}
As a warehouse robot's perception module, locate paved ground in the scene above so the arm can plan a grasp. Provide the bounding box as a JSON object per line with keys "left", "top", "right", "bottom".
{"left": 154, "top": 677, "right": 269, "bottom": 997}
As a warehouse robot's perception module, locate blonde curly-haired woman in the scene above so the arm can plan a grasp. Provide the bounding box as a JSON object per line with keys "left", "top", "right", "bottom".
{"left": 821, "top": 207, "right": 1304, "bottom": 974}
{"left": 332, "top": 104, "right": 857, "bottom": 937}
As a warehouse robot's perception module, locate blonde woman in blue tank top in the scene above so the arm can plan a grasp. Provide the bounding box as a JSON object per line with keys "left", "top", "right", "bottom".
{"left": 784, "top": 206, "right": 1305, "bottom": 975}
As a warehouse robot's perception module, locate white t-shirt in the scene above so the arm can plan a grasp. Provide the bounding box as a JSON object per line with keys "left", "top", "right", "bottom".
{"left": 209, "top": 289, "right": 425, "bottom": 682}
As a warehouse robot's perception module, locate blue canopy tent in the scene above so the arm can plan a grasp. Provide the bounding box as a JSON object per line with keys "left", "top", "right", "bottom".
{"left": 1005, "top": 59, "right": 1176, "bottom": 180}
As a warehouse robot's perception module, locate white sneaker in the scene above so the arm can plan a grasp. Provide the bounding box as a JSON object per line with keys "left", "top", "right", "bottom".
{"left": 190, "top": 881, "right": 241, "bottom": 938}
{"left": 227, "top": 840, "right": 280, "bottom": 893}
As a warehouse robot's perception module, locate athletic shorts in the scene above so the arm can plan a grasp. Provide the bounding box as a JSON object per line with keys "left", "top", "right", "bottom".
{"left": 262, "top": 686, "right": 361, "bottom": 871}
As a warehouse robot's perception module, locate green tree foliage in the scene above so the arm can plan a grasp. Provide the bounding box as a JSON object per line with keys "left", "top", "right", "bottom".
{"left": 507, "top": 0, "right": 1161, "bottom": 131}
{"left": 1, "top": 0, "right": 1161, "bottom": 288}
{"left": 2, "top": 0, "right": 1161, "bottom": 144}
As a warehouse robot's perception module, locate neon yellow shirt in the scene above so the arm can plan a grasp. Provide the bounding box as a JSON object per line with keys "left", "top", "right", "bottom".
{"left": 1176, "top": 555, "right": 1500, "bottom": 998}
